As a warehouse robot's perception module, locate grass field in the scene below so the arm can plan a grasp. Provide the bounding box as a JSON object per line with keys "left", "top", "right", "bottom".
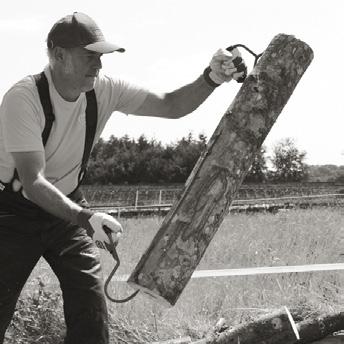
{"left": 5, "top": 207, "right": 344, "bottom": 343}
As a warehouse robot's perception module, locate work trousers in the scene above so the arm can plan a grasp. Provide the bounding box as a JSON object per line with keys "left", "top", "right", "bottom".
{"left": 0, "top": 214, "right": 109, "bottom": 344}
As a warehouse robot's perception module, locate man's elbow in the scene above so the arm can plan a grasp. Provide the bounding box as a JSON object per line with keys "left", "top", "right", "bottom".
{"left": 165, "top": 110, "right": 188, "bottom": 119}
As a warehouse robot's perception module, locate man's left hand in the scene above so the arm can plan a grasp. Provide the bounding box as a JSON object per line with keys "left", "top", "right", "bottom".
{"left": 204, "top": 48, "right": 247, "bottom": 87}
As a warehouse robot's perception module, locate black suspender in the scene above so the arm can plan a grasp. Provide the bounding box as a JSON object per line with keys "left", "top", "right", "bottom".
{"left": 33, "top": 73, "right": 55, "bottom": 146}
{"left": 35, "top": 71, "right": 98, "bottom": 187}
{"left": 11, "top": 72, "right": 97, "bottom": 191}
{"left": 78, "top": 89, "right": 98, "bottom": 186}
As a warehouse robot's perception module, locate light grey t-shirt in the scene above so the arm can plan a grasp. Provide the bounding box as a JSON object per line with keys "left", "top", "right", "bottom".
{"left": 0, "top": 66, "right": 148, "bottom": 194}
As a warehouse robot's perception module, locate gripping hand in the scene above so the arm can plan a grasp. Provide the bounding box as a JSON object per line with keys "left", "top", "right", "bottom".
{"left": 203, "top": 47, "right": 247, "bottom": 87}
{"left": 226, "top": 46, "right": 247, "bottom": 83}
{"left": 77, "top": 209, "right": 123, "bottom": 253}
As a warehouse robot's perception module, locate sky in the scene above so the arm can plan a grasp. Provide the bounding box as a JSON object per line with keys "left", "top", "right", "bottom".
{"left": 0, "top": 0, "right": 343, "bottom": 165}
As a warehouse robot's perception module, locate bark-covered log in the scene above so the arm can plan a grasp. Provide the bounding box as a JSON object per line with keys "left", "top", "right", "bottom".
{"left": 192, "top": 308, "right": 299, "bottom": 344}
{"left": 296, "top": 313, "right": 344, "bottom": 343}
{"left": 128, "top": 33, "right": 314, "bottom": 306}
{"left": 310, "top": 336, "right": 344, "bottom": 344}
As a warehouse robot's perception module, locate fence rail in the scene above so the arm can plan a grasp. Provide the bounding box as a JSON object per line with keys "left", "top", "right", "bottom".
{"left": 91, "top": 193, "right": 344, "bottom": 217}
{"left": 84, "top": 183, "right": 344, "bottom": 209}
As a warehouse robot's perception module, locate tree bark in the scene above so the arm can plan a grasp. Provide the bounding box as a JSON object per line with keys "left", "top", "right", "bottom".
{"left": 127, "top": 33, "right": 314, "bottom": 306}
{"left": 309, "top": 337, "right": 344, "bottom": 344}
{"left": 192, "top": 308, "right": 298, "bottom": 344}
{"left": 296, "top": 313, "right": 344, "bottom": 343}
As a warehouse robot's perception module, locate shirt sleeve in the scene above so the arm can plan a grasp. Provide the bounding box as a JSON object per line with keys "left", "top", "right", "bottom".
{"left": 115, "top": 78, "right": 149, "bottom": 115}
{"left": 96, "top": 74, "right": 149, "bottom": 116}
{"left": 0, "top": 87, "right": 44, "bottom": 153}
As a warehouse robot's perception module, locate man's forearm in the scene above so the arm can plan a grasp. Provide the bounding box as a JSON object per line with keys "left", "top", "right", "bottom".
{"left": 135, "top": 74, "right": 218, "bottom": 119}
{"left": 23, "top": 174, "right": 83, "bottom": 224}
{"left": 166, "top": 74, "right": 216, "bottom": 118}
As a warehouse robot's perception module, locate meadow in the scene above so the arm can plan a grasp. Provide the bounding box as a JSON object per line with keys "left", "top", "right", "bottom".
{"left": 4, "top": 206, "right": 344, "bottom": 343}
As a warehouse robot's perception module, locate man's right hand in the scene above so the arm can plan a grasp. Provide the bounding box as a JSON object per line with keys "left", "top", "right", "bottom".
{"left": 77, "top": 209, "right": 123, "bottom": 252}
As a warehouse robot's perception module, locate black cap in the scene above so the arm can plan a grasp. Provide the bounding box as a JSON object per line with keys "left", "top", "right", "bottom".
{"left": 47, "top": 12, "right": 125, "bottom": 54}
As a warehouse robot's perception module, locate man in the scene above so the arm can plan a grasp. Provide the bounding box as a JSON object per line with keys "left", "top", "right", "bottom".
{"left": 0, "top": 12, "right": 247, "bottom": 344}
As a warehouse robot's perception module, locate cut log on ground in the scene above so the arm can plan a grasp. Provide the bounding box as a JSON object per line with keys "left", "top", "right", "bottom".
{"left": 128, "top": 33, "right": 314, "bottom": 306}
{"left": 192, "top": 308, "right": 299, "bottom": 344}
{"left": 310, "top": 336, "right": 344, "bottom": 344}
{"left": 296, "top": 313, "right": 344, "bottom": 343}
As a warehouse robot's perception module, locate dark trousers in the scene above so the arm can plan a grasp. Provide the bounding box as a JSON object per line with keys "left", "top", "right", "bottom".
{"left": 0, "top": 214, "right": 109, "bottom": 344}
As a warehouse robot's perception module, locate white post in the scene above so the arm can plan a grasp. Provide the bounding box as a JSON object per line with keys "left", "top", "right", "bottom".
{"left": 135, "top": 190, "right": 139, "bottom": 209}
{"left": 158, "top": 190, "right": 162, "bottom": 205}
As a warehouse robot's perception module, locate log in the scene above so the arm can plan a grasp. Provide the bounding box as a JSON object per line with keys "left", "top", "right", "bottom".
{"left": 296, "top": 313, "right": 344, "bottom": 343}
{"left": 192, "top": 308, "right": 299, "bottom": 344}
{"left": 128, "top": 33, "right": 314, "bottom": 306}
{"left": 310, "top": 337, "right": 344, "bottom": 344}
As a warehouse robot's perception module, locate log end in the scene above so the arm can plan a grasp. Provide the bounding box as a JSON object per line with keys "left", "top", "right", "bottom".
{"left": 275, "top": 33, "right": 314, "bottom": 55}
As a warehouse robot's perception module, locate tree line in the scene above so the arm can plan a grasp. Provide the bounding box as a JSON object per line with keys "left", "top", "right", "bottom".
{"left": 84, "top": 133, "right": 331, "bottom": 185}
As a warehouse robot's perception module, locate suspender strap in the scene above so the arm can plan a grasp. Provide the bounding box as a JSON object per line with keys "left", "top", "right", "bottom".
{"left": 10, "top": 72, "right": 55, "bottom": 183}
{"left": 33, "top": 72, "right": 55, "bottom": 145}
{"left": 77, "top": 89, "right": 98, "bottom": 186}
{"left": 33, "top": 72, "right": 98, "bottom": 186}
{"left": 1, "top": 72, "right": 97, "bottom": 215}
{"left": 10, "top": 72, "right": 97, "bottom": 193}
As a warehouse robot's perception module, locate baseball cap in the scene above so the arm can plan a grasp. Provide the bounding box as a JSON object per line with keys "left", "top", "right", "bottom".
{"left": 47, "top": 12, "right": 125, "bottom": 54}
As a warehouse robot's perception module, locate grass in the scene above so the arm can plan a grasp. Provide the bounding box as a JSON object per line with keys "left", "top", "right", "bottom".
{"left": 5, "top": 207, "right": 344, "bottom": 343}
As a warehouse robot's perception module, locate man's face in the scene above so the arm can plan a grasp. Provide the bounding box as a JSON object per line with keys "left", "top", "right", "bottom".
{"left": 62, "top": 47, "right": 103, "bottom": 93}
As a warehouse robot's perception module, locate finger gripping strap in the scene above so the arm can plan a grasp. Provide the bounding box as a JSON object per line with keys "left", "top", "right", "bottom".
{"left": 226, "top": 43, "right": 263, "bottom": 83}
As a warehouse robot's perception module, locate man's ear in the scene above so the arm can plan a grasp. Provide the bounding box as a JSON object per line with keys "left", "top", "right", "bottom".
{"left": 54, "top": 47, "right": 66, "bottom": 63}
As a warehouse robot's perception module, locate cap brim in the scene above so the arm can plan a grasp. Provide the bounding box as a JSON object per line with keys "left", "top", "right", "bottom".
{"left": 84, "top": 41, "right": 125, "bottom": 54}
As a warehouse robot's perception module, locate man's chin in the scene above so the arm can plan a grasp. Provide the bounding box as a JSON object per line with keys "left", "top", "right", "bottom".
{"left": 81, "top": 79, "right": 96, "bottom": 92}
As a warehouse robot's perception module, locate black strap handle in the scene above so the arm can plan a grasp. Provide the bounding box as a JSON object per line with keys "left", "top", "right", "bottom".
{"left": 226, "top": 44, "right": 263, "bottom": 83}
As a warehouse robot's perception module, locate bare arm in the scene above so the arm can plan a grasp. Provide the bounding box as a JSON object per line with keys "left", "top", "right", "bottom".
{"left": 134, "top": 74, "right": 216, "bottom": 119}
{"left": 133, "top": 47, "right": 248, "bottom": 119}
{"left": 11, "top": 151, "right": 82, "bottom": 224}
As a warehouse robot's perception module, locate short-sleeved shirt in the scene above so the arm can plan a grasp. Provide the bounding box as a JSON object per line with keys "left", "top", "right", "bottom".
{"left": 0, "top": 67, "right": 148, "bottom": 195}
